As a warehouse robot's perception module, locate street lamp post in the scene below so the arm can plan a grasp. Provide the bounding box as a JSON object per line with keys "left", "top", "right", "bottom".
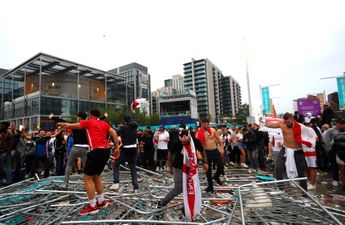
{"left": 243, "top": 37, "right": 253, "bottom": 117}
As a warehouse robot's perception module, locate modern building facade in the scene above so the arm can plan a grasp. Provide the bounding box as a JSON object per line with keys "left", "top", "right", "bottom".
{"left": 328, "top": 92, "right": 339, "bottom": 106}
{"left": 220, "top": 76, "right": 242, "bottom": 118}
{"left": 109, "top": 63, "right": 151, "bottom": 115}
{"left": 184, "top": 58, "right": 222, "bottom": 121}
{"left": 164, "top": 74, "right": 184, "bottom": 93}
{"left": 0, "top": 53, "right": 128, "bottom": 130}
{"left": 184, "top": 58, "right": 241, "bottom": 122}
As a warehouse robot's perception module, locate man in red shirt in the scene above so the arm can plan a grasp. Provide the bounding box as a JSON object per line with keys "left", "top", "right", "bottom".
{"left": 59, "top": 109, "right": 118, "bottom": 215}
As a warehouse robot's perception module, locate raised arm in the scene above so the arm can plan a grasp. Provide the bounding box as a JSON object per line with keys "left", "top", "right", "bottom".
{"left": 265, "top": 122, "right": 281, "bottom": 129}
{"left": 58, "top": 122, "right": 82, "bottom": 130}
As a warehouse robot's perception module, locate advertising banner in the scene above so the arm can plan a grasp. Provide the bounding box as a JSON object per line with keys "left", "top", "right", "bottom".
{"left": 297, "top": 98, "right": 321, "bottom": 117}
{"left": 337, "top": 77, "right": 345, "bottom": 110}
{"left": 261, "top": 87, "right": 271, "bottom": 115}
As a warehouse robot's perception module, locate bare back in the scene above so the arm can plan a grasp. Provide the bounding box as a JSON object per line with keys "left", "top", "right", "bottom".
{"left": 280, "top": 122, "right": 302, "bottom": 149}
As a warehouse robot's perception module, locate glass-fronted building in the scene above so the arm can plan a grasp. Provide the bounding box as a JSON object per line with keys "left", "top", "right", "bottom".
{"left": 108, "top": 62, "right": 151, "bottom": 115}
{"left": 0, "top": 53, "right": 130, "bottom": 130}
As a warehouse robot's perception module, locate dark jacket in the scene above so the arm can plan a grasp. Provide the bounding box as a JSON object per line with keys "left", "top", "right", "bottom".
{"left": 244, "top": 130, "right": 257, "bottom": 151}
{"left": 322, "top": 107, "right": 334, "bottom": 125}
{"left": 117, "top": 121, "right": 138, "bottom": 146}
{"left": 333, "top": 132, "right": 345, "bottom": 161}
{"left": 54, "top": 133, "right": 66, "bottom": 155}
{"left": 0, "top": 131, "right": 14, "bottom": 154}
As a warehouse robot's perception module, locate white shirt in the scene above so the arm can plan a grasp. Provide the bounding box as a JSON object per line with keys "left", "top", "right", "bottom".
{"left": 236, "top": 133, "right": 243, "bottom": 140}
{"left": 49, "top": 137, "right": 56, "bottom": 154}
{"left": 157, "top": 130, "right": 169, "bottom": 150}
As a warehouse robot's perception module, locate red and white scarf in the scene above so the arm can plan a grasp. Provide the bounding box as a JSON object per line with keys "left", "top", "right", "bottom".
{"left": 195, "top": 127, "right": 212, "bottom": 145}
{"left": 182, "top": 138, "right": 202, "bottom": 221}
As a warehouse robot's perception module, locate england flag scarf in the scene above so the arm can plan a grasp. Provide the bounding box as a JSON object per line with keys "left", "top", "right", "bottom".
{"left": 182, "top": 138, "right": 202, "bottom": 221}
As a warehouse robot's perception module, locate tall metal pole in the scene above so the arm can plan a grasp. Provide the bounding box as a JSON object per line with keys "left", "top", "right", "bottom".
{"left": 244, "top": 37, "right": 253, "bottom": 117}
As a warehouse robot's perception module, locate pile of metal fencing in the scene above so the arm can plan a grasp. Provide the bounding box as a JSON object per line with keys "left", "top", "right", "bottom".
{"left": 0, "top": 165, "right": 343, "bottom": 225}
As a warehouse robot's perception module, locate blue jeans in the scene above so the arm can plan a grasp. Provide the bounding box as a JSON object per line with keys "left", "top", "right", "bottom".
{"left": 246, "top": 148, "right": 259, "bottom": 169}
{"left": 0, "top": 152, "right": 12, "bottom": 185}
{"left": 113, "top": 148, "right": 139, "bottom": 189}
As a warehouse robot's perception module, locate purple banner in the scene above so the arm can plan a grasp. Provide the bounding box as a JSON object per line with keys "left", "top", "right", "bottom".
{"left": 297, "top": 99, "right": 321, "bottom": 117}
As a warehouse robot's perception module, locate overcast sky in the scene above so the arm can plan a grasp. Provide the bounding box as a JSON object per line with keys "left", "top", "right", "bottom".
{"left": 1, "top": 0, "right": 344, "bottom": 116}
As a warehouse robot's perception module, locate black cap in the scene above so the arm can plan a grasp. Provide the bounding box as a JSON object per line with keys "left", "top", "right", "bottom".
{"left": 179, "top": 129, "right": 189, "bottom": 138}
{"left": 77, "top": 112, "right": 87, "bottom": 120}
{"left": 124, "top": 116, "right": 131, "bottom": 123}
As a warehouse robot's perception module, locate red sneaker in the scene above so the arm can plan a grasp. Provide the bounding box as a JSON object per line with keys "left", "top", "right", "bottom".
{"left": 79, "top": 204, "right": 99, "bottom": 215}
{"left": 97, "top": 200, "right": 109, "bottom": 208}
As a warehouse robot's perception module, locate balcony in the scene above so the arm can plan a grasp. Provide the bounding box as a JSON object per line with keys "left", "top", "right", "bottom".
{"left": 160, "top": 110, "right": 191, "bottom": 117}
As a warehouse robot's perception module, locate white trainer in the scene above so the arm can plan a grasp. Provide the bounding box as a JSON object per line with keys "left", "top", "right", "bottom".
{"left": 307, "top": 183, "right": 316, "bottom": 190}
{"left": 241, "top": 163, "right": 249, "bottom": 169}
{"left": 332, "top": 180, "right": 339, "bottom": 187}
{"left": 110, "top": 183, "right": 119, "bottom": 191}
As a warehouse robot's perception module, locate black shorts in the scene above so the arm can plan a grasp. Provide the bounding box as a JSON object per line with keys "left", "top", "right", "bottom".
{"left": 84, "top": 148, "right": 110, "bottom": 176}
{"left": 157, "top": 149, "right": 168, "bottom": 161}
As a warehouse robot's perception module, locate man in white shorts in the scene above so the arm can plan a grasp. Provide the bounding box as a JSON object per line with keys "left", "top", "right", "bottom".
{"left": 303, "top": 118, "right": 318, "bottom": 190}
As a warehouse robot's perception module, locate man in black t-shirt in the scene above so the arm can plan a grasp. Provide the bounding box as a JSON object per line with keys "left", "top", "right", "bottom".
{"left": 110, "top": 116, "right": 139, "bottom": 192}
{"left": 158, "top": 129, "right": 208, "bottom": 207}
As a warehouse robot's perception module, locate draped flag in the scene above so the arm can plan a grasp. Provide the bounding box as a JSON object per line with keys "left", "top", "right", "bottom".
{"left": 182, "top": 138, "right": 202, "bottom": 221}
{"left": 130, "top": 98, "right": 146, "bottom": 112}
{"left": 260, "top": 116, "right": 312, "bottom": 147}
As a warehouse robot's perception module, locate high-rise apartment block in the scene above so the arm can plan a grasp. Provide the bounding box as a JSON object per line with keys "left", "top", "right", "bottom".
{"left": 184, "top": 58, "right": 241, "bottom": 121}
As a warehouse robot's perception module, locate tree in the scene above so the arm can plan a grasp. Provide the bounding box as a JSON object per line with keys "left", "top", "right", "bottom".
{"left": 150, "top": 113, "right": 160, "bottom": 125}
{"left": 235, "top": 104, "right": 250, "bottom": 124}
{"left": 100, "top": 105, "right": 159, "bottom": 126}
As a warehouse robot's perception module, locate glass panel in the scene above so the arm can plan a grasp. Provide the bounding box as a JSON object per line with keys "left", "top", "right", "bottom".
{"left": 25, "top": 71, "right": 39, "bottom": 95}
{"left": 3, "top": 76, "right": 14, "bottom": 120}
{"left": 106, "top": 75, "right": 126, "bottom": 106}
{"left": 41, "top": 62, "right": 78, "bottom": 98}
{"left": 14, "top": 101, "right": 25, "bottom": 118}
{"left": 13, "top": 70, "right": 25, "bottom": 99}
{"left": 79, "top": 100, "right": 105, "bottom": 113}
{"left": 79, "top": 75, "right": 105, "bottom": 101}
{"left": 31, "top": 117, "right": 39, "bottom": 131}
{"left": 40, "top": 97, "right": 77, "bottom": 117}
{"left": 40, "top": 116, "right": 57, "bottom": 131}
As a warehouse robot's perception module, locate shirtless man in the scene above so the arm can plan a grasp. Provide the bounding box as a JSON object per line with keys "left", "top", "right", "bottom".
{"left": 196, "top": 118, "right": 224, "bottom": 193}
{"left": 265, "top": 112, "right": 310, "bottom": 191}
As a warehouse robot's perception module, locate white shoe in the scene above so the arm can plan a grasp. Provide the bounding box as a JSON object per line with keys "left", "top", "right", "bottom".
{"left": 307, "top": 183, "right": 316, "bottom": 190}
{"left": 229, "top": 162, "right": 236, "bottom": 166}
{"left": 332, "top": 180, "right": 339, "bottom": 187}
{"left": 110, "top": 183, "right": 119, "bottom": 191}
{"left": 241, "top": 163, "right": 248, "bottom": 169}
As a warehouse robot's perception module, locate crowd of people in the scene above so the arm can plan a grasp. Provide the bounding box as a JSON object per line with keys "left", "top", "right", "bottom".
{"left": 0, "top": 106, "right": 344, "bottom": 216}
